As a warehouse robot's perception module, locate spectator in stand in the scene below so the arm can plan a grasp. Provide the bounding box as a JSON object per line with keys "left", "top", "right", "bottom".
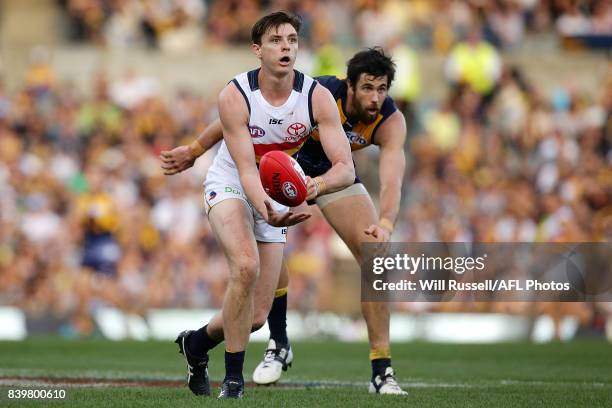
{"left": 556, "top": 0, "right": 591, "bottom": 35}
{"left": 52, "top": 0, "right": 612, "bottom": 52}
{"left": 386, "top": 35, "right": 421, "bottom": 124}
{"left": 487, "top": 0, "right": 526, "bottom": 49}
{"left": 72, "top": 166, "right": 122, "bottom": 277}
{"left": 2, "top": 9, "right": 611, "bottom": 336}
{"left": 590, "top": 0, "right": 612, "bottom": 34}
{"left": 445, "top": 26, "right": 502, "bottom": 101}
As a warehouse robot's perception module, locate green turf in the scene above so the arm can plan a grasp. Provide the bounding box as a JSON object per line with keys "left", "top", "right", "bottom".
{"left": 0, "top": 338, "right": 611, "bottom": 407}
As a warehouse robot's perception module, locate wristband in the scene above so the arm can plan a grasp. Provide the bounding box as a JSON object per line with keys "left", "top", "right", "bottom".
{"left": 314, "top": 176, "right": 326, "bottom": 196}
{"left": 379, "top": 218, "right": 394, "bottom": 233}
{"left": 189, "top": 140, "right": 206, "bottom": 157}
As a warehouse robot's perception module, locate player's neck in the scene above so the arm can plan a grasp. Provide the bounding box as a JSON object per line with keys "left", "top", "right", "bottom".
{"left": 258, "top": 67, "right": 294, "bottom": 107}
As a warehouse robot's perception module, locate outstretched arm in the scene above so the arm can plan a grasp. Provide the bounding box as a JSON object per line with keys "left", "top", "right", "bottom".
{"left": 364, "top": 110, "right": 407, "bottom": 241}
{"left": 160, "top": 119, "right": 224, "bottom": 175}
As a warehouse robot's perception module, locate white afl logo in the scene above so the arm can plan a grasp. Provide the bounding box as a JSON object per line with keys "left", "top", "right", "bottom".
{"left": 282, "top": 181, "right": 297, "bottom": 199}
{"left": 249, "top": 126, "right": 265, "bottom": 138}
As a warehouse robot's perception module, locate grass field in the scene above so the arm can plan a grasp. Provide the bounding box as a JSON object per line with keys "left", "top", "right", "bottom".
{"left": 0, "top": 338, "right": 610, "bottom": 407}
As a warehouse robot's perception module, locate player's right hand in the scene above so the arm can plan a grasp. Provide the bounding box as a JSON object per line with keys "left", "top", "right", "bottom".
{"left": 160, "top": 145, "right": 197, "bottom": 175}
{"left": 364, "top": 224, "right": 391, "bottom": 243}
{"left": 364, "top": 224, "right": 392, "bottom": 260}
{"left": 265, "top": 200, "right": 311, "bottom": 227}
{"left": 305, "top": 176, "right": 317, "bottom": 201}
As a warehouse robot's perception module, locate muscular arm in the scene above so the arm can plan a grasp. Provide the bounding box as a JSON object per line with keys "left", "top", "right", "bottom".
{"left": 218, "top": 84, "right": 270, "bottom": 217}
{"left": 219, "top": 83, "right": 310, "bottom": 226}
{"left": 374, "top": 110, "right": 407, "bottom": 229}
{"left": 311, "top": 84, "right": 355, "bottom": 193}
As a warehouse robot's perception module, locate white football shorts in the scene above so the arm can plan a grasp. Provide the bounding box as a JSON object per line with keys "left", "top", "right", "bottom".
{"left": 204, "top": 157, "right": 288, "bottom": 243}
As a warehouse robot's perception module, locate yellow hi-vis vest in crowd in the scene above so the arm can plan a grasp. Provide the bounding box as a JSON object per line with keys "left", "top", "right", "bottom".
{"left": 389, "top": 45, "right": 420, "bottom": 102}
{"left": 313, "top": 44, "right": 344, "bottom": 77}
{"left": 451, "top": 42, "right": 498, "bottom": 95}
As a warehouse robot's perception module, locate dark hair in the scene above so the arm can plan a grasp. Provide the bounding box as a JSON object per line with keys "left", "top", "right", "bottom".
{"left": 346, "top": 47, "right": 396, "bottom": 89}
{"left": 251, "top": 11, "right": 302, "bottom": 45}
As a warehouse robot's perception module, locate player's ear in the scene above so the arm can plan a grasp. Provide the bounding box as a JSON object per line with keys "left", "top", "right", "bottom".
{"left": 346, "top": 79, "right": 355, "bottom": 94}
{"left": 251, "top": 43, "right": 262, "bottom": 59}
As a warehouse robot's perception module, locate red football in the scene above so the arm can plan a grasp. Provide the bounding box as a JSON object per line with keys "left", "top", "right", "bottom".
{"left": 259, "top": 151, "right": 308, "bottom": 207}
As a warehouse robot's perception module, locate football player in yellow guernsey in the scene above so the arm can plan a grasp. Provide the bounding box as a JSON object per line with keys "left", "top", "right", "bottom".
{"left": 161, "top": 47, "right": 407, "bottom": 395}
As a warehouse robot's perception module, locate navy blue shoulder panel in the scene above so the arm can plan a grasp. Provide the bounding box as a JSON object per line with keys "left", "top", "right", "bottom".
{"left": 314, "top": 76, "right": 347, "bottom": 100}
{"left": 293, "top": 70, "right": 305, "bottom": 92}
{"left": 247, "top": 68, "right": 260, "bottom": 91}
{"left": 230, "top": 79, "right": 250, "bottom": 114}
{"left": 371, "top": 96, "right": 398, "bottom": 145}
{"left": 380, "top": 95, "right": 397, "bottom": 118}
{"left": 307, "top": 81, "right": 317, "bottom": 127}
{"left": 248, "top": 68, "right": 306, "bottom": 92}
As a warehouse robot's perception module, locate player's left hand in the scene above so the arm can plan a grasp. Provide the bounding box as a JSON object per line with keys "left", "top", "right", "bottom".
{"left": 265, "top": 200, "right": 311, "bottom": 227}
{"left": 364, "top": 224, "right": 391, "bottom": 243}
{"left": 160, "top": 145, "right": 196, "bottom": 175}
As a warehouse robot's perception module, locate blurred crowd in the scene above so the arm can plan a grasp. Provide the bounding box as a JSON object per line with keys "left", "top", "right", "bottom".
{"left": 0, "top": 64, "right": 225, "bottom": 334}
{"left": 401, "top": 68, "right": 611, "bottom": 245}
{"left": 1, "top": 4, "right": 611, "bottom": 336}
{"left": 391, "top": 59, "right": 611, "bottom": 329}
{"left": 58, "top": 0, "right": 612, "bottom": 51}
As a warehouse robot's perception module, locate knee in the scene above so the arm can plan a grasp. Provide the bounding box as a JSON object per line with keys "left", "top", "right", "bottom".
{"left": 230, "top": 255, "right": 259, "bottom": 287}
{"left": 251, "top": 308, "right": 269, "bottom": 332}
{"left": 251, "top": 317, "right": 266, "bottom": 333}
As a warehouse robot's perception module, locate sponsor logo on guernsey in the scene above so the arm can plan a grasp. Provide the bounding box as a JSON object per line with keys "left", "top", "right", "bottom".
{"left": 269, "top": 118, "right": 284, "bottom": 125}
{"left": 208, "top": 191, "right": 217, "bottom": 200}
{"left": 346, "top": 131, "right": 368, "bottom": 146}
{"left": 249, "top": 125, "right": 265, "bottom": 138}
{"left": 285, "top": 134, "right": 308, "bottom": 143}
{"left": 287, "top": 122, "right": 307, "bottom": 137}
{"left": 282, "top": 181, "right": 297, "bottom": 199}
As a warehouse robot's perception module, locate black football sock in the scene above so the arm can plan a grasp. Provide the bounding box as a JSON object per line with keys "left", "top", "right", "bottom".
{"left": 268, "top": 291, "right": 289, "bottom": 346}
{"left": 187, "top": 324, "right": 221, "bottom": 359}
{"left": 371, "top": 358, "right": 392, "bottom": 380}
{"left": 224, "top": 350, "right": 245, "bottom": 383}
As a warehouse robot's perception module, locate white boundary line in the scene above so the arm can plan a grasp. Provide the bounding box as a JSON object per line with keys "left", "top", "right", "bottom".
{"left": 0, "top": 377, "right": 610, "bottom": 390}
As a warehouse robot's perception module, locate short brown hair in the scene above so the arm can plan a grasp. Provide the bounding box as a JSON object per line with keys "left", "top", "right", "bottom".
{"left": 251, "top": 11, "right": 302, "bottom": 45}
{"left": 347, "top": 47, "right": 396, "bottom": 89}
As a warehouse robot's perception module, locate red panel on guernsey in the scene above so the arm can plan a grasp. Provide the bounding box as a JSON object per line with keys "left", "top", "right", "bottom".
{"left": 253, "top": 140, "right": 306, "bottom": 157}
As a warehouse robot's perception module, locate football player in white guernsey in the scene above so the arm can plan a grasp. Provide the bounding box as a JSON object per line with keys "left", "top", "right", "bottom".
{"left": 163, "top": 48, "right": 408, "bottom": 396}
{"left": 170, "top": 12, "right": 354, "bottom": 399}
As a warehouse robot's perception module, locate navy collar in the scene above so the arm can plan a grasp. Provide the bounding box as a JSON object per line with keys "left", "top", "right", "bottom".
{"left": 247, "top": 68, "right": 305, "bottom": 92}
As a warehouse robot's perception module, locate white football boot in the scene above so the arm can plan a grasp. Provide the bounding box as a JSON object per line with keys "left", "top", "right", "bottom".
{"left": 368, "top": 367, "right": 408, "bottom": 395}
{"left": 252, "top": 339, "right": 293, "bottom": 385}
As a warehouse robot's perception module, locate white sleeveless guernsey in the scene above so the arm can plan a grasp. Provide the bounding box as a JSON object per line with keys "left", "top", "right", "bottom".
{"left": 214, "top": 68, "right": 317, "bottom": 166}
{"left": 204, "top": 68, "right": 317, "bottom": 242}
